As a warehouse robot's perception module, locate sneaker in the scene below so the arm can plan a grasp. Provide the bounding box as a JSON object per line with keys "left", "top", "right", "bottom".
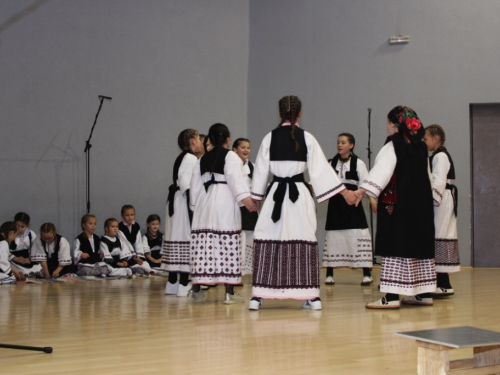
{"left": 325, "top": 276, "right": 335, "bottom": 285}
{"left": 361, "top": 276, "right": 373, "bottom": 286}
{"left": 187, "top": 290, "right": 207, "bottom": 303}
{"left": 223, "top": 292, "right": 244, "bottom": 305}
{"left": 165, "top": 281, "right": 179, "bottom": 295}
{"left": 248, "top": 297, "right": 263, "bottom": 310}
{"left": 177, "top": 282, "right": 192, "bottom": 297}
{"left": 365, "top": 297, "right": 400, "bottom": 309}
{"left": 430, "top": 287, "right": 454, "bottom": 297}
{"left": 401, "top": 295, "right": 433, "bottom": 306}
{"left": 302, "top": 298, "right": 322, "bottom": 310}
{"left": 200, "top": 285, "right": 210, "bottom": 290}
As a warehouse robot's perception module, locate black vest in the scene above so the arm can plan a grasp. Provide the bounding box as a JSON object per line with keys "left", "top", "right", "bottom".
{"left": 241, "top": 161, "right": 258, "bottom": 230}
{"left": 9, "top": 231, "right": 33, "bottom": 252}
{"left": 100, "top": 236, "right": 122, "bottom": 264}
{"left": 270, "top": 126, "right": 307, "bottom": 161}
{"left": 42, "top": 234, "right": 63, "bottom": 262}
{"left": 145, "top": 232, "right": 163, "bottom": 250}
{"left": 76, "top": 233, "right": 101, "bottom": 264}
{"left": 330, "top": 154, "right": 359, "bottom": 182}
{"left": 200, "top": 146, "right": 230, "bottom": 175}
{"left": 430, "top": 147, "right": 455, "bottom": 179}
{"left": 325, "top": 155, "right": 367, "bottom": 230}
{"left": 375, "top": 134, "right": 435, "bottom": 259}
{"left": 247, "top": 161, "right": 254, "bottom": 179}
{"left": 119, "top": 222, "right": 141, "bottom": 247}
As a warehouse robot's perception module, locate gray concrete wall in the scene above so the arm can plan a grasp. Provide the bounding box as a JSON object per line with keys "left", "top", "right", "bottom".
{"left": 248, "top": 0, "right": 500, "bottom": 266}
{"left": 0, "top": 0, "right": 249, "bottom": 240}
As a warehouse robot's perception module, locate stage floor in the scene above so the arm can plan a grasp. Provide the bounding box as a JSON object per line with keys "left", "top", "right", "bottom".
{"left": 1, "top": 267, "right": 499, "bottom": 374}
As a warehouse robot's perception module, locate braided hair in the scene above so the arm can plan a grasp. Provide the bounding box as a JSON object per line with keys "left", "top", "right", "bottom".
{"left": 177, "top": 129, "right": 199, "bottom": 153}
{"left": 14, "top": 212, "right": 30, "bottom": 226}
{"left": 425, "top": 124, "right": 446, "bottom": 147}
{"left": 40, "top": 222, "right": 59, "bottom": 249}
{"left": 208, "top": 123, "right": 230, "bottom": 173}
{"left": 278, "top": 95, "right": 302, "bottom": 152}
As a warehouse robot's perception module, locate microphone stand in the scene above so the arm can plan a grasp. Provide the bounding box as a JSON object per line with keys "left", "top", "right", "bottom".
{"left": 84, "top": 96, "right": 111, "bottom": 214}
{"left": 366, "top": 108, "right": 375, "bottom": 263}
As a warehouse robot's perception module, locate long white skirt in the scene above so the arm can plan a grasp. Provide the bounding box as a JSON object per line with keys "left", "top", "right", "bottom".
{"left": 161, "top": 190, "right": 191, "bottom": 273}
{"left": 434, "top": 189, "right": 460, "bottom": 273}
{"left": 380, "top": 257, "right": 436, "bottom": 295}
{"left": 241, "top": 230, "right": 254, "bottom": 276}
{"left": 252, "top": 183, "right": 320, "bottom": 300}
{"left": 190, "top": 185, "right": 242, "bottom": 285}
{"left": 322, "top": 229, "right": 373, "bottom": 268}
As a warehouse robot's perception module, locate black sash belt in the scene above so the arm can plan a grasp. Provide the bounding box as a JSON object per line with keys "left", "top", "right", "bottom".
{"left": 268, "top": 173, "right": 305, "bottom": 223}
{"left": 204, "top": 174, "right": 227, "bottom": 192}
{"left": 167, "top": 184, "right": 180, "bottom": 217}
{"left": 446, "top": 183, "right": 458, "bottom": 217}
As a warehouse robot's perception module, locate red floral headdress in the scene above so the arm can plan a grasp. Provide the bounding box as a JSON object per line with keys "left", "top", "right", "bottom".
{"left": 390, "top": 106, "right": 424, "bottom": 145}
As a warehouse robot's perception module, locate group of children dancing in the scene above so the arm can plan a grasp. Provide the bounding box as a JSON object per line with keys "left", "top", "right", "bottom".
{"left": 0, "top": 96, "right": 459, "bottom": 312}
{"left": 161, "top": 96, "right": 459, "bottom": 311}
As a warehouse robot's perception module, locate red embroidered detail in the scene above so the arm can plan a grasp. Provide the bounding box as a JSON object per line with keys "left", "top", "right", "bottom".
{"left": 381, "top": 174, "right": 397, "bottom": 215}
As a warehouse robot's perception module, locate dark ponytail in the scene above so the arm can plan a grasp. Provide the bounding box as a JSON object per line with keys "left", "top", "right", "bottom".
{"left": 278, "top": 96, "right": 302, "bottom": 152}
{"left": 177, "top": 129, "right": 199, "bottom": 152}
{"left": 208, "top": 123, "right": 230, "bottom": 173}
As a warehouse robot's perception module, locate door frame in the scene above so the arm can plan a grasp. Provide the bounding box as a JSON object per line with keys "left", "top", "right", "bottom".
{"left": 469, "top": 102, "right": 500, "bottom": 267}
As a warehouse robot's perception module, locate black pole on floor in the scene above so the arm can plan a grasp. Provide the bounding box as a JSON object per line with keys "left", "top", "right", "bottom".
{"left": 0, "top": 343, "right": 53, "bottom": 353}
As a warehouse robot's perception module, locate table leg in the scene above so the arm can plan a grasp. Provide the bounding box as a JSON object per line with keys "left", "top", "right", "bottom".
{"left": 417, "top": 341, "right": 450, "bottom": 375}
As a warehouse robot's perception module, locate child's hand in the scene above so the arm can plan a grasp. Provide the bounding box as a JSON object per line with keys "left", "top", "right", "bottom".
{"left": 99, "top": 253, "right": 105, "bottom": 259}
{"left": 13, "top": 269, "right": 25, "bottom": 281}
{"left": 135, "top": 257, "right": 143, "bottom": 265}
{"left": 52, "top": 270, "right": 60, "bottom": 278}
{"left": 155, "top": 259, "right": 162, "bottom": 264}
{"left": 81, "top": 253, "right": 90, "bottom": 259}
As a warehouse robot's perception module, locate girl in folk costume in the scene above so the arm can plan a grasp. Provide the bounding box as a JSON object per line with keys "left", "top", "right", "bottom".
{"left": 31, "top": 223, "right": 75, "bottom": 279}
{"left": 162, "top": 129, "right": 202, "bottom": 297}
{"left": 99, "top": 218, "right": 133, "bottom": 277}
{"left": 423, "top": 124, "right": 459, "bottom": 296}
{"left": 119, "top": 205, "right": 152, "bottom": 275}
{"left": 356, "top": 106, "right": 437, "bottom": 309}
{"left": 1, "top": 222, "right": 24, "bottom": 284}
{"left": 232, "top": 138, "right": 258, "bottom": 276}
{"left": 74, "top": 214, "right": 110, "bottom": 276}
{"left": 9, "top": 212, "right": 43, "bottom": 278}
{"left": 322, "top": 133, "right": 375, "bottom": 286}
{"left": 187, "top": 123, "right": 256, "bottom": 304}
{"left": 142, "top": 214, "right": 164, "bottom": 273}
{"left": 249, "top": 96, "right": 357, "bottom": 311}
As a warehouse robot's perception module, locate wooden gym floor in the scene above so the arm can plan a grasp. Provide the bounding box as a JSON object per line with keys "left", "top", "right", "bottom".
{"left": 1, "top": 267, "right": 499, "bottom": 375}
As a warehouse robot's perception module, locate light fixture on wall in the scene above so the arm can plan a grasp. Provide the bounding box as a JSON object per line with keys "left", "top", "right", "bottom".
{"left": 389, "top": 35, "right": 410, "bottom": 44}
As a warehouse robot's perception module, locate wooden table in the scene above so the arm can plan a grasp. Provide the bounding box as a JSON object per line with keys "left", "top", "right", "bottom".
{"left": 397, "top": 326, "right": 500, "bottom": 375}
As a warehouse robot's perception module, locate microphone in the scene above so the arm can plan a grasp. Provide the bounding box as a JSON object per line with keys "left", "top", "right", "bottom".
{"left": 368, "top": 108, "right": 372, "bottom": 113}
{"left": 98, "top": 95, "right": 112, "bottom": 101}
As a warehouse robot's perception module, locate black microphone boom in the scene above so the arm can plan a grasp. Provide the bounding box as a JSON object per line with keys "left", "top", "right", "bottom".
{"left": 84, "top": 95, "right": 111, "bottom": 213}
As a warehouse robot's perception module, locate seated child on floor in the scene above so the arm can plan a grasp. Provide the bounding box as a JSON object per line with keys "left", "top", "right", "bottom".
{"left": 31, "top": 222, "right": 75, "bottom": 278}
